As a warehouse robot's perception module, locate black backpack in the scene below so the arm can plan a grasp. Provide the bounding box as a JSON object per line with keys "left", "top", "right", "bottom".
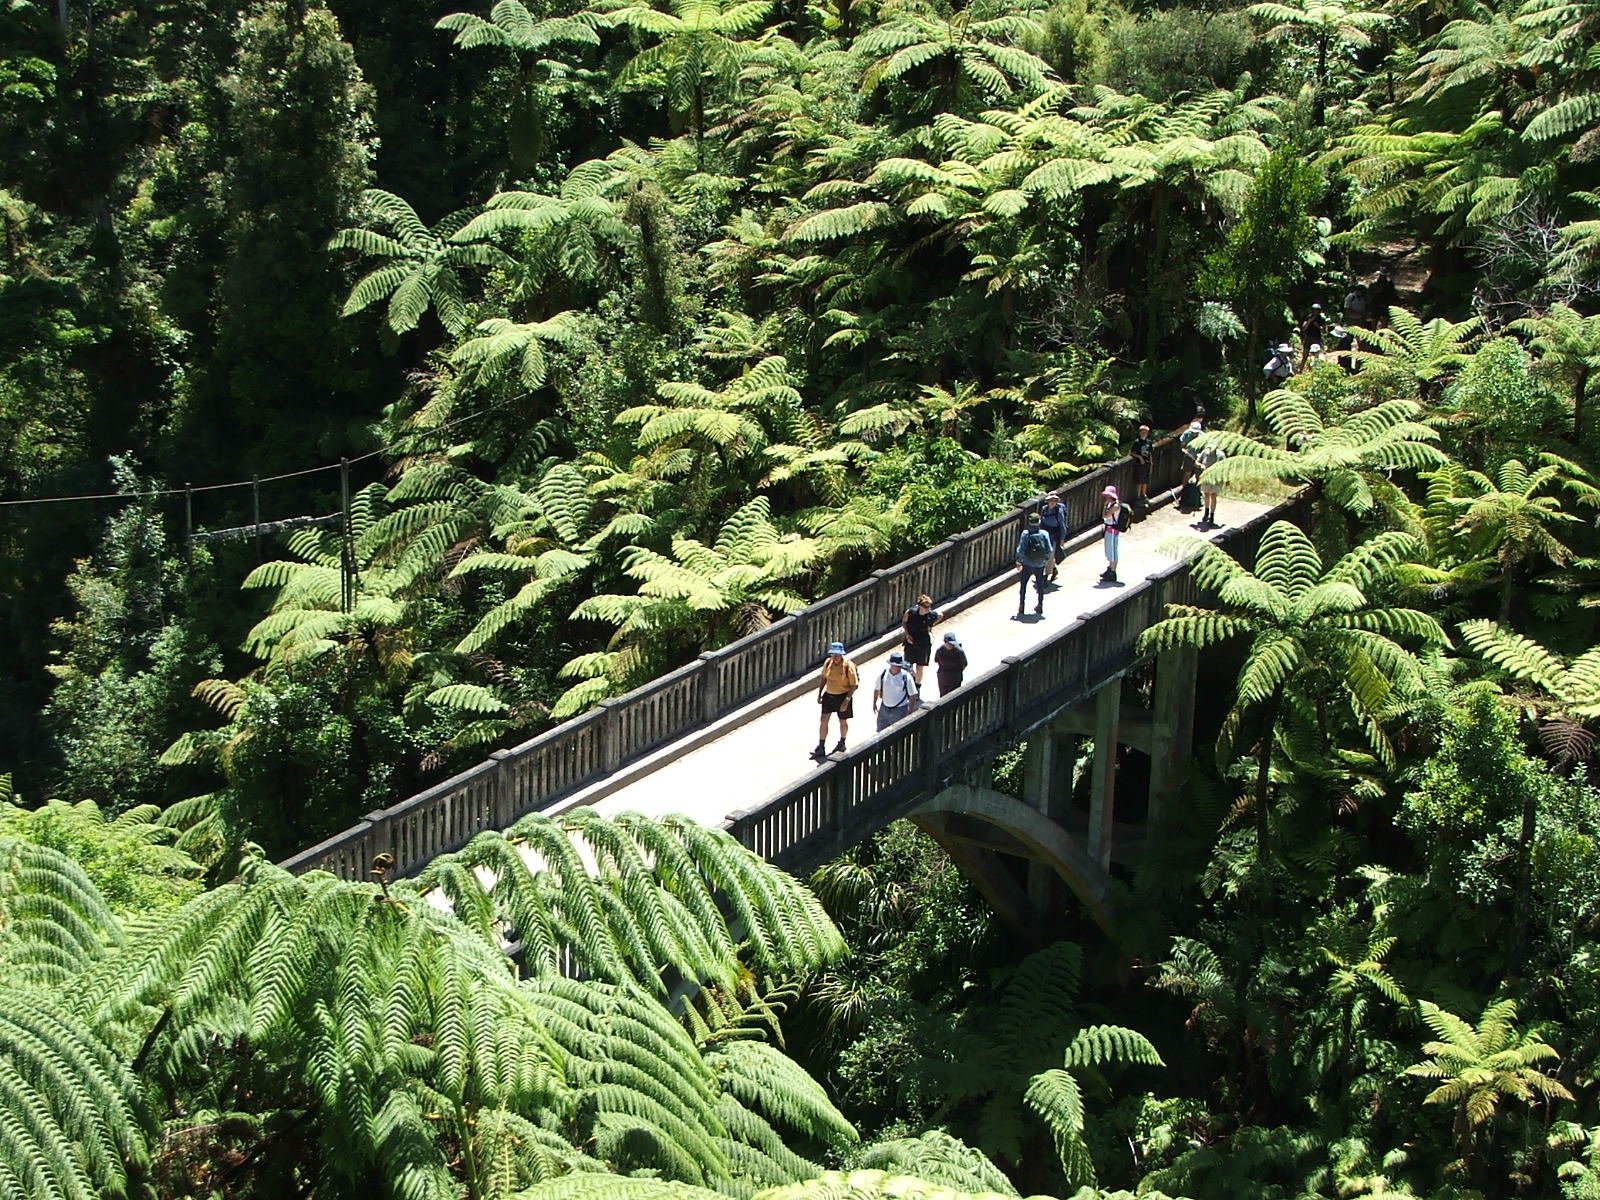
{"left": 1022, "top": 528, "right": 1051, "bottom": 562}
{"left": 1114, "top": 504, "right": 1131, "bottom": 533}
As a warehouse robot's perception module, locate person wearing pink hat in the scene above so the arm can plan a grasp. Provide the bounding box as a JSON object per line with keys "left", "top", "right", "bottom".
{"left": 1100, "top": 484, "right": 1128, "bottom": 584}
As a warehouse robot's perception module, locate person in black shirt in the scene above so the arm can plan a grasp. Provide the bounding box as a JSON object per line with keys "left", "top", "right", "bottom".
{"left": 1298, "top": 304, "right": 1325, "bottom": 368}
{"left": 901, "top": 593, "right": 940, "bottom": 685}
{"left": 1130, "top": 422, "right": 1154, "bottom": 503}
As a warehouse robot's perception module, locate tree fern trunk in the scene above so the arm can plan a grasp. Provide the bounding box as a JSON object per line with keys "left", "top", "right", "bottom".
{"left": 1575, "top": 365, "right": 1589, "bottom": 444}
{"left": 1507, "top": 761, "right": 1537, "bottom": 977}
{"left": 1314, "top": 34, "right": 1328, "bottom": 127}
{"left": 1255, "top": 683, "right": 1285, "bottom": 857}
{"left": 693, "top": 77, "right": 706, "bottom": 171}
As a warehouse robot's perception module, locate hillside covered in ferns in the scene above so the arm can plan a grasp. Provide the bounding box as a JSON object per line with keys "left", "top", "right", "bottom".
{"left": 6, "top": 0, "right": 1600, "bottom": 1193}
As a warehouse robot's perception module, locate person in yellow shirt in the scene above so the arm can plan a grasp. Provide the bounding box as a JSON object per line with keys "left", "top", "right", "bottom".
{"left": 814, "top": 641, "right": 858, "bottom": 758}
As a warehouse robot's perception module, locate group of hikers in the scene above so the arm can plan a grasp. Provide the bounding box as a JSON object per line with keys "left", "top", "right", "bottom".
{"left": 812, "top": 595, "right": 967, "bottom": 758}
{"left": 1265, "top": 274, "right": 1402, "bottom": 380}
{"left": 809, "top": 415, "right": 1223, "bottom": 759}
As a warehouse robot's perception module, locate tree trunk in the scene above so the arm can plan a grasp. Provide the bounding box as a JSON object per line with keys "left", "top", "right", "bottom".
{"left": 1507, "top": 770, "right": 1537, "bottom": 978}
{"left": 1254, "top": 683, "right": 1286, "bottom": 857}
{"left": 1313, "top": 34, "right": 1328, "bottom": 127}
{"left": 1575, "top": 366, "right": 1589, "bottom": 444}
{"left": 693, "top": 77, "right": 706, "bottom": 171}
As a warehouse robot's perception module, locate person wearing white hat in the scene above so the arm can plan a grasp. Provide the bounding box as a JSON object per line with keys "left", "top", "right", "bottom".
{"left": 873, "top": 652, "right": 920, "bottom": 731}
{"left": 1264, "top": 342, "right": 1296, "bottom": 382}
{"left": 813, "top": 641, "right": 858, "bottom": 758}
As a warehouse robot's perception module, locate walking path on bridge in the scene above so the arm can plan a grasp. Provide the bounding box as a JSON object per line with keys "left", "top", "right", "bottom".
{"left": 552, "top": 496, "right": 1269, "bottom": 832}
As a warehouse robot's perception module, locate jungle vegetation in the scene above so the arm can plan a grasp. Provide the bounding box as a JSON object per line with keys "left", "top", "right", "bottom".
{"left": 4, "top": 0, "right": 1600, "bottom": 1192}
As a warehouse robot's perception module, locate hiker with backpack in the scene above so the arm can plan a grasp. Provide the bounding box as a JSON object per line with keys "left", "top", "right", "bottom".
{"left": 900, "top": 593, "right": 941, "bottom": 685}
{"left": 1195, "top": 443, "right": 1226, "bottom": 529}
{"left": 1263, "top": 342, "right": 1296, "bottom": 383}
{"left": 1038, "top": 492, "right": 1069, "bottom": 580}
{"left": 873, "top": 651, "right": 921, "bottom": 731}
{"left": 1101, "top": 485, "right": 1129, "bottom": 585}
{"left": 1015, "top": 512, "right": 1053, "bottom": 617}
{"left": 812, "top": 641, "right": 858, "bottom": 758}
{"left": 1178, "top": 419, "right": 1205, "bottom": 513}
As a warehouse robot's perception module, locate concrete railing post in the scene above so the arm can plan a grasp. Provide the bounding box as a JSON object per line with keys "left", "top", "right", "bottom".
{"left": 1002, "top": 655, "right": 1023, "bottom": 730}
{"left": 699, "top": 652, "right": 721, "bottom": 724}
{"left": 364, "top": 811, "right": 394, "bottom": 878}
{"left": 491, "top": 749, "right": 516, "bottom": 827}
{"left": 943, "top": 535, "right": 965, "bottom": 601}
{"left": 791, "top": 612, "right": 812, "bottom": 675}
{"left": 599, "top": 699, "right": 622, "bottom": 775}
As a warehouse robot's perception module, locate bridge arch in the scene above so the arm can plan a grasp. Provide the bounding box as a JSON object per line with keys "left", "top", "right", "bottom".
{"left": 907, "top": 783, "right": 1116, "bottom": 937}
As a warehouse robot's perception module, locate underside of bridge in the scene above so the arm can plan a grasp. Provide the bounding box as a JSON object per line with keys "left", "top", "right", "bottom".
{"left": 905, "top": 645, "right": 1198, "bottom": 943}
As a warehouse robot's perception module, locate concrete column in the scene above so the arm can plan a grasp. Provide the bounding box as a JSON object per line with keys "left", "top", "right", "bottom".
{"left": 1022, "top": 730, "right": 1054, "bottom": 813}
{"left": 1147, "top": 647, "right": 1198, "bottom": 828}
{"left": 1022, "top": 729, "right": 1056, "bottom": 911}
{"left": 1087, "top": 682, "right": 1120, "bottom": 871}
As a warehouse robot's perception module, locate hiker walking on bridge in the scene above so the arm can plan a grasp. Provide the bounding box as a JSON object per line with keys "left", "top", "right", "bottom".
{"left": 813, "top": 642, "right": 857, "bottom": 758}
{"left": 874, "top": 651, "right": 921, "bottom": 731}
{"left": 1038, "top": 491, "right": 1069, "bottom": 580}
{"left": 1101, "top": 485, "right": 1129, "bottom": 585}
{"left": 1015, "top": 512, "right": 1052, "bottom": 617}
{"left": 935, "top": 631, "right": 967, "bottom": 696}
{"left": 900, "top": 594, "right": 941, "bottom": 685}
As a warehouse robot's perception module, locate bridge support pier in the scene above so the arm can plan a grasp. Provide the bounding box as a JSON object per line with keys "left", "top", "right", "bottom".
{"left": 1022, "top": 719, "right": 1074, "bottom": 912}
{"left": 1087, "top": 681, "right": 1120, "bottom": 871}
{"left": 1147, "top": 647, "right": 1197, "bottom": 829}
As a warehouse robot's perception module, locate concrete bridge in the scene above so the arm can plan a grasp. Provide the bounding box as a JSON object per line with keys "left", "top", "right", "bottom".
{"left": 283, "top": 439, "right": 1304, "bottom": 936}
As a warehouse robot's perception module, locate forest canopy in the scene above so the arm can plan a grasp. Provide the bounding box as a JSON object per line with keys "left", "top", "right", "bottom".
{"left": 4, "top": 0, "right": 1600, "bottom": 1192}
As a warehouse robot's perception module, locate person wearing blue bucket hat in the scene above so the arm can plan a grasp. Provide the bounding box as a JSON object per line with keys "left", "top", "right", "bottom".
{"left": 813, "top": 641, "right": 858, "bottom": 759}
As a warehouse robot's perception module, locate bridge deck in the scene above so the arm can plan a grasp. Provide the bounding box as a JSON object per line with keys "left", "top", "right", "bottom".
{"left": 554, "top": 498, "right": 1268, "bottom": 833}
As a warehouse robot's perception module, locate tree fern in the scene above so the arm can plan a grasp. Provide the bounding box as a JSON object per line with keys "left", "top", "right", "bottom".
{"left": 0, "top": 836, "right": 123, "bottom": 987}
{"left": 858, "top": 1131, "right": 1018, "bottom": 1197}
{"left": 417, "top": 811, "right": 844, "bottom": 995}
{"left": 1140, "top": 521, "right": 1443, "bottom": 847}
{"left": 0, "top": 986, "right": 156, "bottom": 1200}
{"left": 709, "top": 1039, "right": 857, "bottom": 1148}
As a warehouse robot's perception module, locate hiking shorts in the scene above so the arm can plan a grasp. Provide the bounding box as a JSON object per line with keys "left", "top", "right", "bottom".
{"left": 902, "top": 639, "right": 931, "bottom": 667}
{"left": 820, "top": 692, "right": 854, "bottom": 718}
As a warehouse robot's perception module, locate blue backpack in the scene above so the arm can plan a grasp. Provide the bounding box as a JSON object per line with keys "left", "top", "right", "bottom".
{"left": 1020, "top": 528, "right": 1052, "bottom": 566}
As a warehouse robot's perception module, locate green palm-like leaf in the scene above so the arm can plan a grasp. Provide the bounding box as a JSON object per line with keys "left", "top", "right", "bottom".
{"left": 0, "top": 986, "right": 156, "bottom": 1200}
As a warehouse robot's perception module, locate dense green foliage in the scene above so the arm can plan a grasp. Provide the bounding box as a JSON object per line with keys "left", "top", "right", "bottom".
{"left": 7, "top": 0, "right": 1600, "bottom": 1192}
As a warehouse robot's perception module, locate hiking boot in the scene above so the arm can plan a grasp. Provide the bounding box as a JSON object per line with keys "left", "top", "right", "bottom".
{"left": 1034, "top": 602, "right": 1044, "bottom": 616}
{"left": 811, "top": 742, "right": 826, "bottom": 759}
{"left": 1017, "top": 601, "right": 1025, "bottom": 617}
{"left": 1099, "top": 567, "right": 1114, "bottom": 582}
{"left": 833, "top": 739, "right": 847, "bottom": 754}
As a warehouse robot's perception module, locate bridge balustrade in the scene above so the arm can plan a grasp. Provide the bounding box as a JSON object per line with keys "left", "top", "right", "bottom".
{"left": 722, "top": 495, "right": 1306, "bottom": 873}
{"left": 280, "top": 431, "right": 1213, "bottom": 879}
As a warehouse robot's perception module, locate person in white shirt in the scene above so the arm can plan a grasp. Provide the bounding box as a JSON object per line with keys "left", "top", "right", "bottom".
{"left": 873, "top": 652, "right": 921, "bottom": 731}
